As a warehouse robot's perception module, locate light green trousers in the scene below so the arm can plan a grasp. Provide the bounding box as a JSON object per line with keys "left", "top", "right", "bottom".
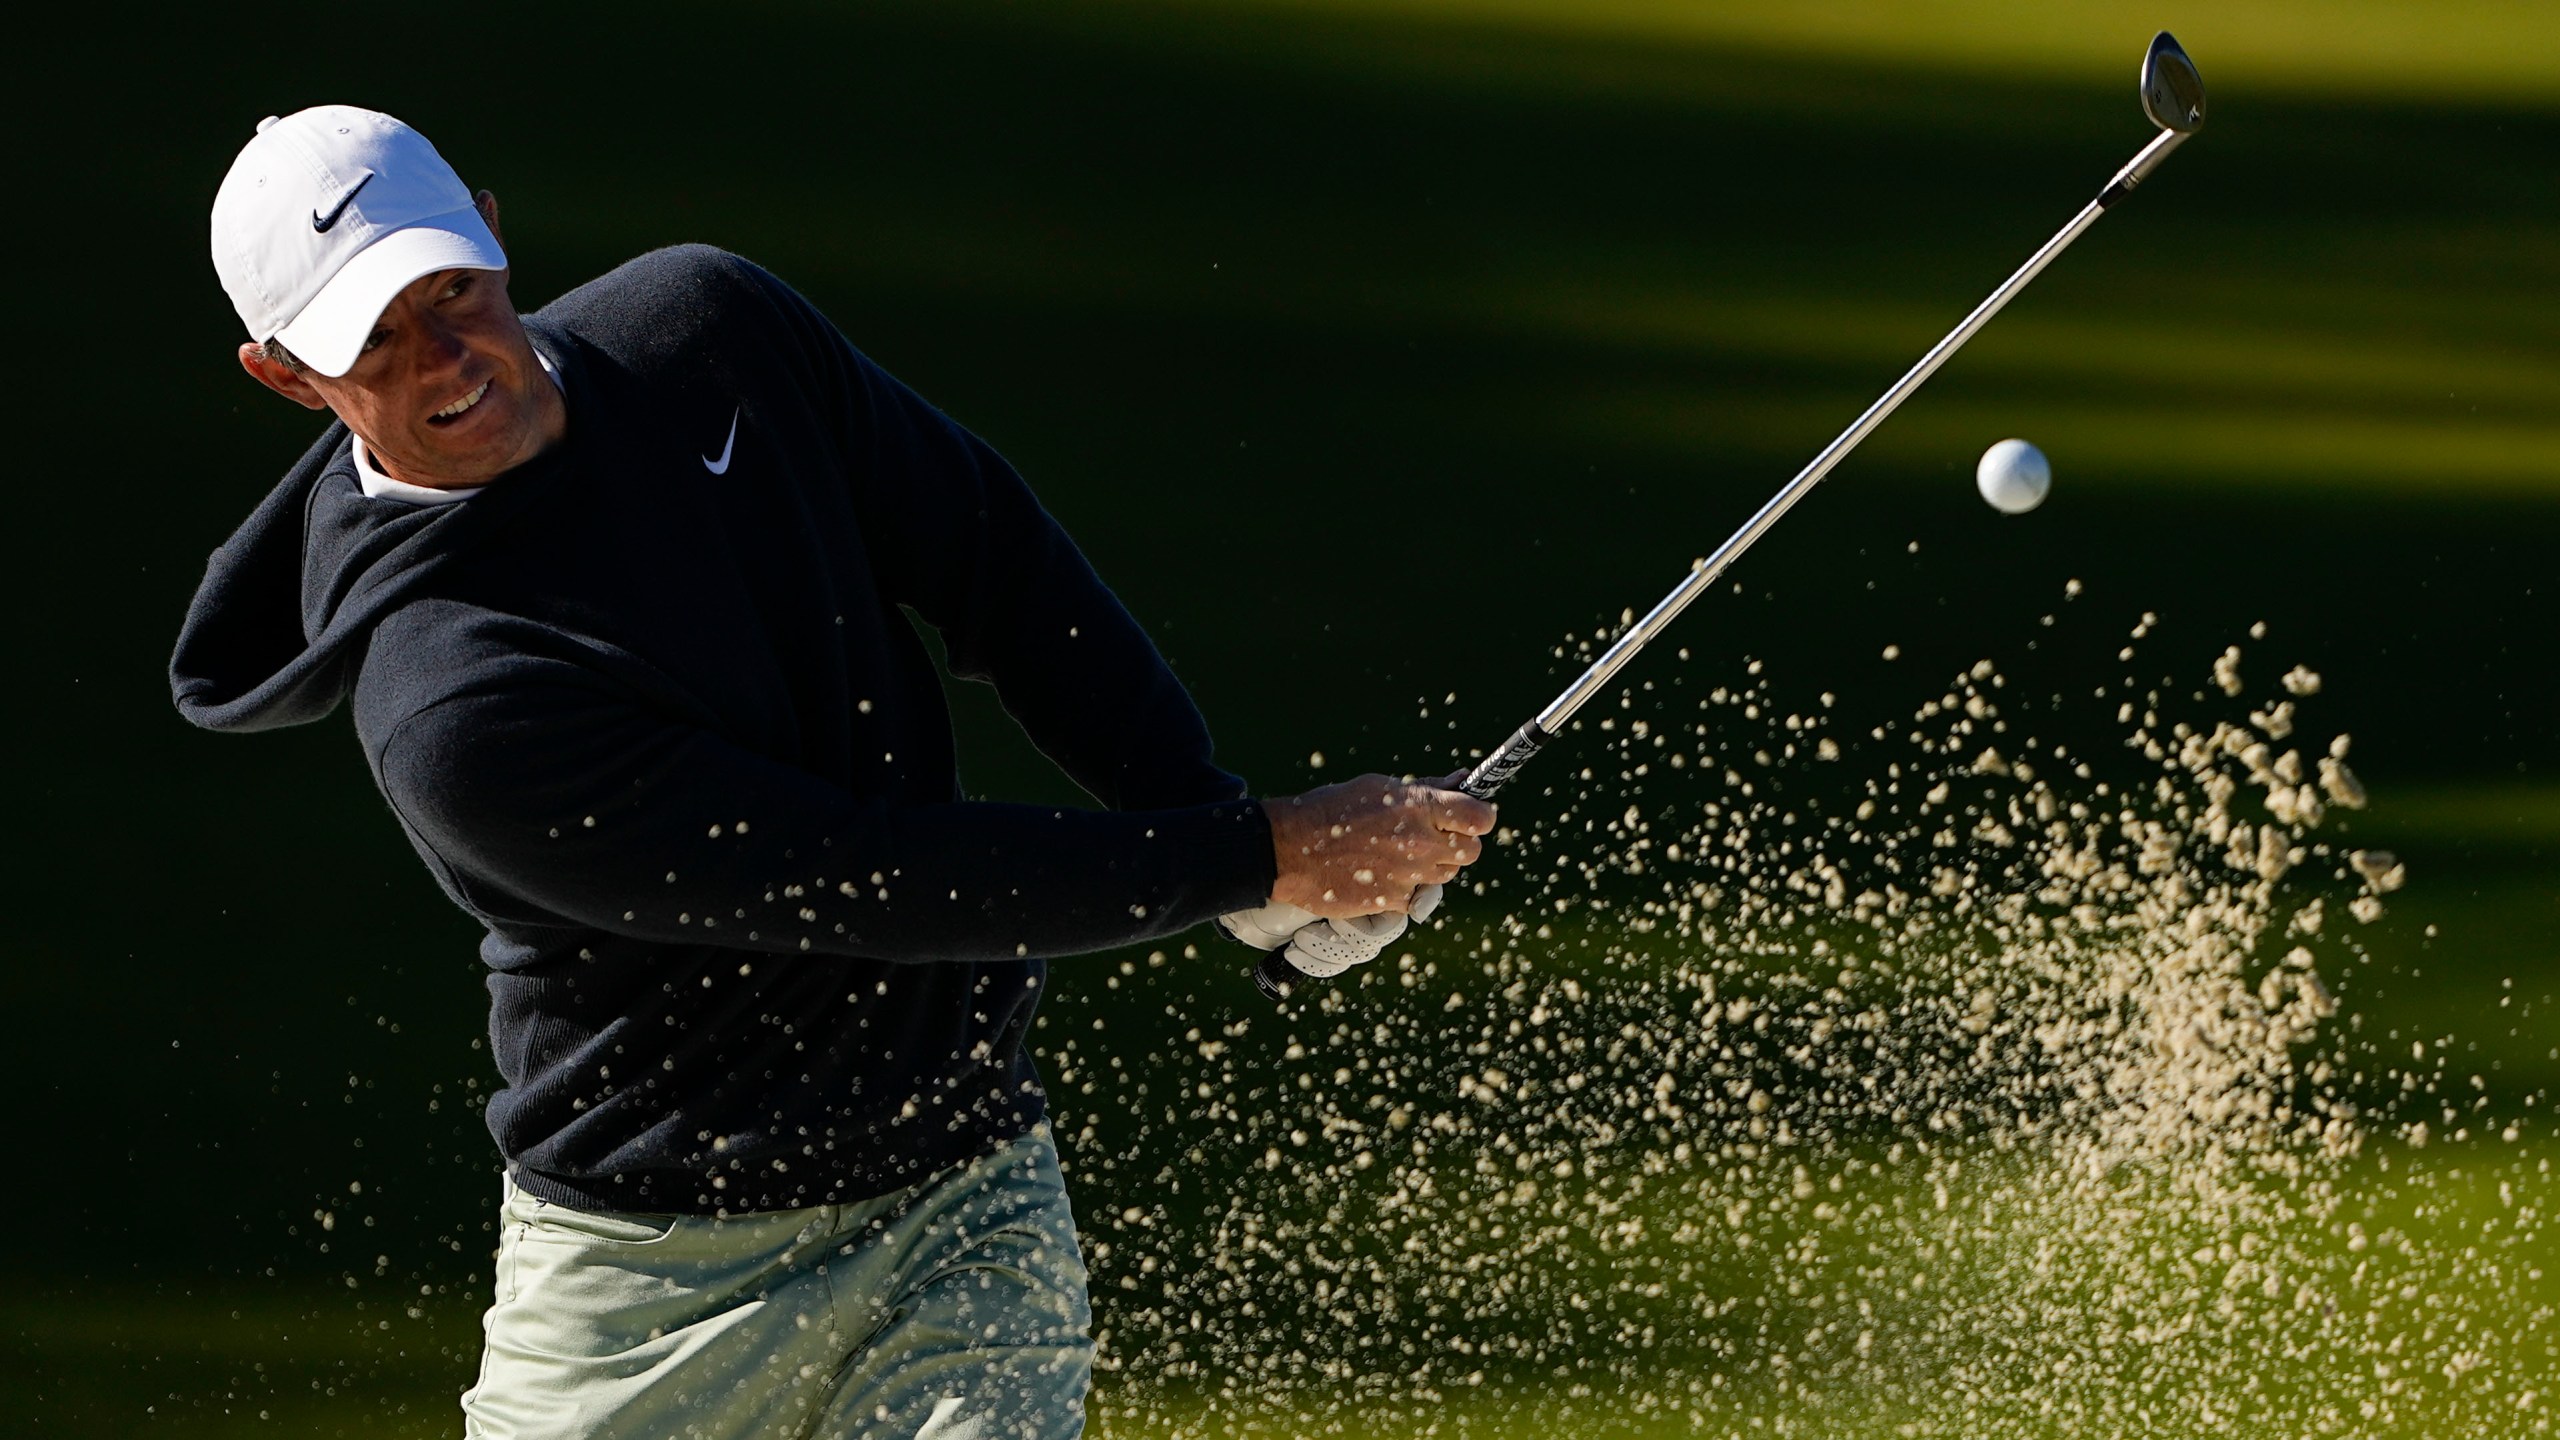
{"left": 462, "top": 1124, "right": 1093, "bottom": 1439}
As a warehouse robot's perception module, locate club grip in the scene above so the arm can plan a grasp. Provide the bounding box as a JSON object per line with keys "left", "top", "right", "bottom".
{"left": 1462, "top": 722, "right": 1552, "bottom": 800}
{"left": 1252, "top": 948, "right": 1302, "bottom": 1002}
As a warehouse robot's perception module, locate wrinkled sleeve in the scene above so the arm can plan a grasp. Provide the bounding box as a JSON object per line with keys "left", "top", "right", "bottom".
{"left": 741, "top": 259, "right": 1245, "bottom": 812}
{"left": 377, "top": 664, "right": 1275, "bottom": 963}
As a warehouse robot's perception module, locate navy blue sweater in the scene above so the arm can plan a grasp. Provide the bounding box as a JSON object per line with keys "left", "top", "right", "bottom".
{"left": 172, "top": 246, "right": 1275, "bottom": 1213}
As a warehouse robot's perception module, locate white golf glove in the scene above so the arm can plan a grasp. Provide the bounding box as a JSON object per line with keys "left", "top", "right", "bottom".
{"left": 1216, "top": 898, "right": 1320, "bottom": 951}
{"left": 1219, "top": 885, "right": 1443, "bottom": 980}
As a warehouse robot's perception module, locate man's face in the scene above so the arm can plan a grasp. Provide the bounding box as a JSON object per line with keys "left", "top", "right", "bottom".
{"left": 237, "top": 194, "right": 564, "bottom": 489}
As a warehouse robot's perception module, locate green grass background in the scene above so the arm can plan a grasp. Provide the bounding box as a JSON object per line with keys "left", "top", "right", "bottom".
{"left": 8, "top": 0, "right": 2555, "bottom": 1433}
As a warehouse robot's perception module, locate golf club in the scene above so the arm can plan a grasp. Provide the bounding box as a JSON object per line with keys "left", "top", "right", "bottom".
{"left": 1258, "top": 32, "right": 2208, "bottom": 1001}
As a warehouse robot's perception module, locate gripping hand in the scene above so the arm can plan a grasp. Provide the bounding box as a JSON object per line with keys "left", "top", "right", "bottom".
{"left": 1239, "top": 884, "right": 1442, "bottom": 999}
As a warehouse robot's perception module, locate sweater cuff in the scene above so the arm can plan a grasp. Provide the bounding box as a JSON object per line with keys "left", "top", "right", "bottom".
{"left": 1156, "top": 798, "right": 1276, "bottom": 923}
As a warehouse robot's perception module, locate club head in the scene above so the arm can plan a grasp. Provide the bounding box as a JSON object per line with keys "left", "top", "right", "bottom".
{"left": 2141, "top": 32, "right": 2207, "bottom": 133}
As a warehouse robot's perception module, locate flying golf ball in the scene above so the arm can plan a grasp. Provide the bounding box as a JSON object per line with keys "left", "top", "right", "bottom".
{"left": 1976, "top": 438, "right": 2051, "bottom": 514}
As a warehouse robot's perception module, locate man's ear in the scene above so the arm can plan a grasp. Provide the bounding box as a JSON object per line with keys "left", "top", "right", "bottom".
{"left": 476, "top": 189, "right": 504, "bottom": 252}
{"left": 238, "top": 343, "right": 331, "bottom": 411}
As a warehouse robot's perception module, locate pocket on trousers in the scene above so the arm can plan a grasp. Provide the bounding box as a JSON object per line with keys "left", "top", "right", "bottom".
{"left": 519, "top": 1197, "right": 682, "bottom": 1246}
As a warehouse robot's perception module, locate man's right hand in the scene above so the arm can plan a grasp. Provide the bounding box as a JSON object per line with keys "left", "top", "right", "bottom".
{"left": 1263, "top": 773, "right": 1495, "bottom": 919}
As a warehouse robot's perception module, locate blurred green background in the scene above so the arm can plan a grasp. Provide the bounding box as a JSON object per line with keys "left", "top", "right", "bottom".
{"left": 9, "top": 0, "right": 2555, "bottom": 1433}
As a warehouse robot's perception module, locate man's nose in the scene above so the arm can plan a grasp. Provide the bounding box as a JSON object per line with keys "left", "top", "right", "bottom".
{"left": 413, "top": 311, "right": 471, "bottom": 372}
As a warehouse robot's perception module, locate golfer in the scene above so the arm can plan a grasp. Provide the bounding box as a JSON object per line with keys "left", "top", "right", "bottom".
{"left": 173, "top": 107, "right": 1493, "bottom": 1439}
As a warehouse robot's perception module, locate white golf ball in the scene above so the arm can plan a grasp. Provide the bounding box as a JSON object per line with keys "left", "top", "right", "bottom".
{"left": 1976, "top": 438, "right": 2051, "bottom": 514}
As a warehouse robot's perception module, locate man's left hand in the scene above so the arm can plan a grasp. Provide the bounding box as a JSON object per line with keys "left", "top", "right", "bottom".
{"left": 1271, "top": 882, "right": 1443, "bottom": 978}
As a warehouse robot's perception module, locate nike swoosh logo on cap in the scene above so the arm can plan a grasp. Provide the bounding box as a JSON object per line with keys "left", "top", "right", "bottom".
{"left": 311, "top": 172, "right": 374, "bottom": 232}
{"left": 703, "top": 407, "right": 740, "bottom": 475}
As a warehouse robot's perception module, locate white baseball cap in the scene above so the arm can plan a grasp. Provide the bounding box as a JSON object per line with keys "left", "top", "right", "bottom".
{"left": 210, "top": 106, "right": 507, "bottom": 378}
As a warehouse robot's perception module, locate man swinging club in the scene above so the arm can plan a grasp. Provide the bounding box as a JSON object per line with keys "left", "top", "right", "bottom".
{"left": 173, "top": 106, "right": 1493, "bottom": 1438}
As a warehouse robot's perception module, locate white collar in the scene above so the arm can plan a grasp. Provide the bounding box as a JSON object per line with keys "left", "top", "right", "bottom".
{"left": 353, "top": 348, "right": 563, "bottom": 505}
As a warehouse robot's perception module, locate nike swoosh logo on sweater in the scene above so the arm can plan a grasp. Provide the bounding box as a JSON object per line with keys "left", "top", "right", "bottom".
{"left": 703, "top": 408, "right": 740, "bottom": 475}
{"left": 312, "top": 172, "right": 374, "bottom": 232}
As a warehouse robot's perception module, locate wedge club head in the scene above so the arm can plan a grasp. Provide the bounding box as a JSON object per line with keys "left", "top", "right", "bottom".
{"left": 2141, "top": 31, "right": 2207, "bottom": 133}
